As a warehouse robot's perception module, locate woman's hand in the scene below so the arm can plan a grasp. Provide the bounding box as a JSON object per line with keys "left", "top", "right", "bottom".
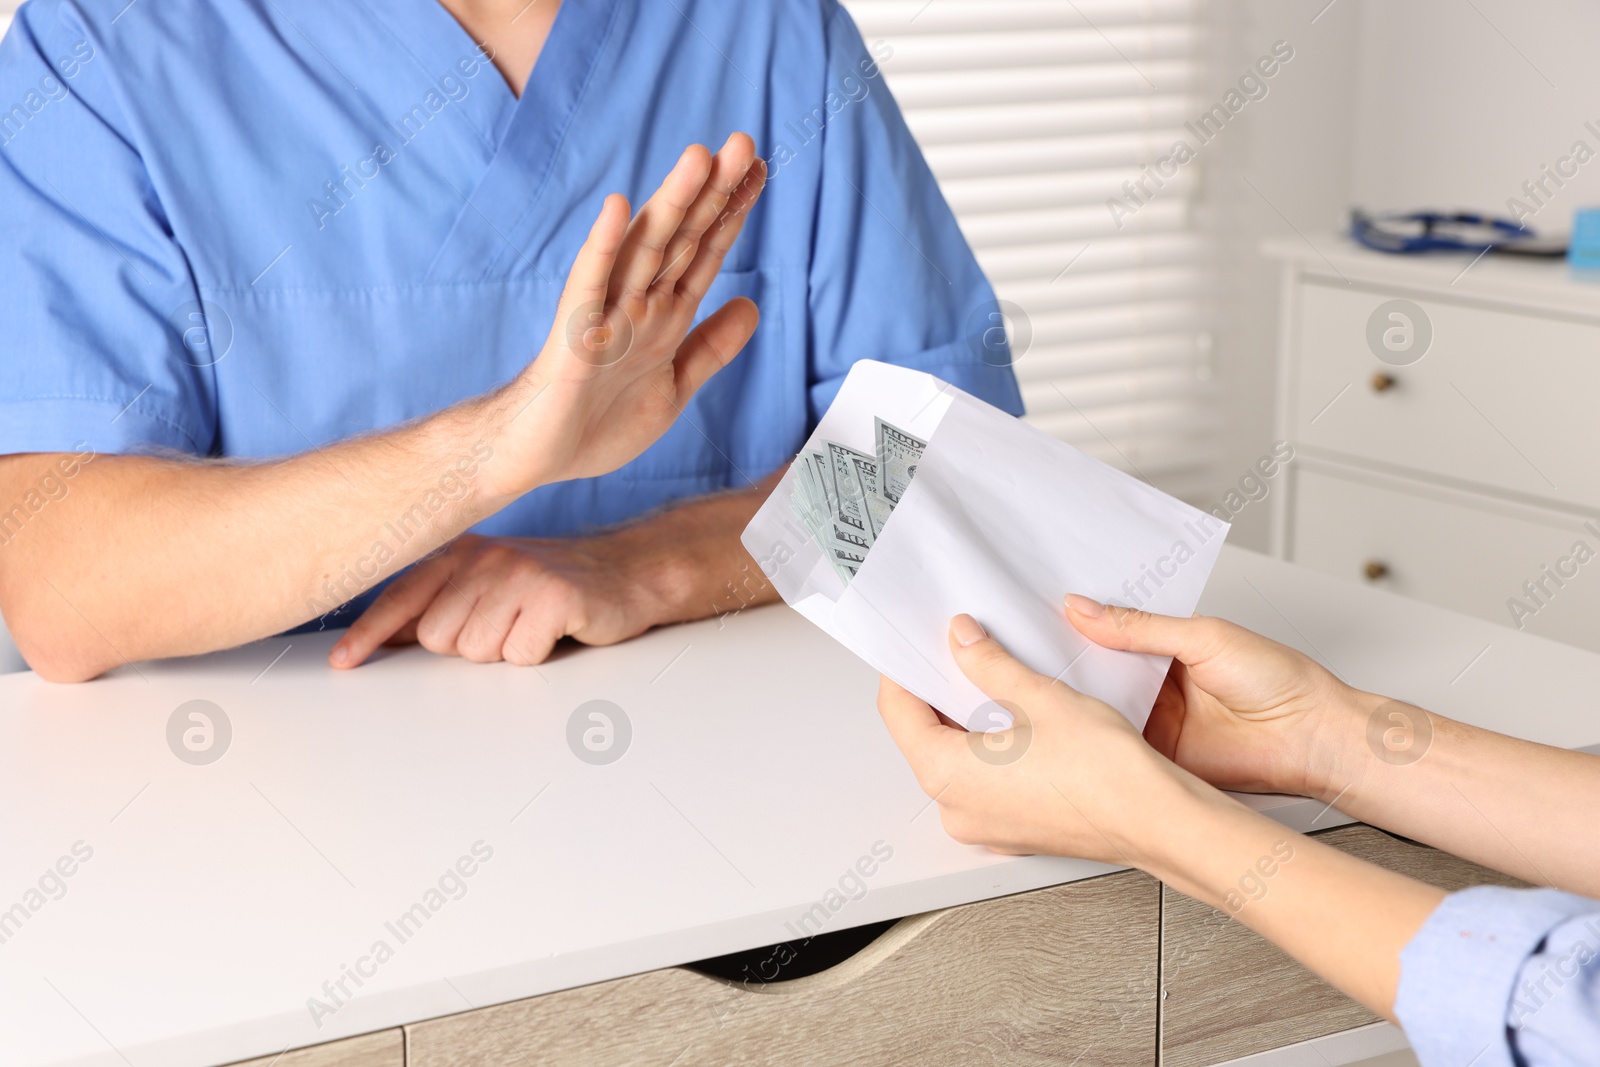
{"left": 877, "top": 614, "right": 1185, "bottom": 864}
{"left": 479, "top": 132, "right": 768, "bottom": 499}
{"left": 1069, "top": 595, "right": 1600, "bottom": 898}
{"left": 1063, "top": 594, "right": 1373, "bottom": 802}
{"left": 882, "top": 612, "right": 1448, "bottom": 1027}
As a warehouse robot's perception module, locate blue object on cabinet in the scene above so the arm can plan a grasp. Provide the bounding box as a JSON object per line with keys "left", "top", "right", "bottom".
{"left": 1568, "top": 208, "right": 1600, "bottom": 270}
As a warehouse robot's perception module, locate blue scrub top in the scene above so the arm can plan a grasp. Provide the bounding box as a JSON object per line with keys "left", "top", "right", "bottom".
{"left": 0, "top": 0, "right": 1021, "bottom": 540}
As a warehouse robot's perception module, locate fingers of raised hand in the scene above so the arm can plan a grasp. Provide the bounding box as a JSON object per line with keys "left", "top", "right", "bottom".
{"left": 671, "top": 296, "right": 759, "bottom": 404}
{"left": 552, "top": 194, "right": 634, "bottom": 368}
{"left": 561, "top": 194, "right": 631, "bottom": 315}
{"left": 608, "top": 144, "right": 713, "bottom": 306}
{"left": 653, "top": 133, "right": 757, "bottom": 290}
{"left": 547, "top": 137, "right": 764, "bottom": 380}
{"left": 674, "top": 154, "right": 767, "bottom": 305}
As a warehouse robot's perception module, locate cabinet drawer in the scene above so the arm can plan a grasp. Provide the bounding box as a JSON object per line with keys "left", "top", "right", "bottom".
{"left": 1159, "top": 825, "right": 1525, "bottom": 1067}
{"left": 1290, "top": 466, "right": 1600, "bottom": 653}
{"left": 406, "top": 871, "right": 1159, "bottom": 1067}
{"left": 1292, "top": 283, "right": 1600, "bottom": 510}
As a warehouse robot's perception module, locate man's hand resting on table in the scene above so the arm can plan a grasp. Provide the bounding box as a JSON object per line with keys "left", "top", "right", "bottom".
{"left": 321, "top": 133, "right": 781, "bottom": 670}
{"left": 329, "top": 470, "right": 783, "bottom": 669}
{"left": 332, "top": 535, "right": 655, "bottom": 667}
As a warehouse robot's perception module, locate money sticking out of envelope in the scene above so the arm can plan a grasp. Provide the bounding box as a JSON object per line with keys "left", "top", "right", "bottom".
{"left": 788, "top": 417, "right": 926, "bottom": 585}
{"left": 741, "top": 360, "right": 1230, "bottom": 733}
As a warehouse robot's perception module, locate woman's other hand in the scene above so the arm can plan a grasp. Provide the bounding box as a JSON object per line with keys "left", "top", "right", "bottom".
{"left": 1064, "top": 594, "right": 1373, "bottom": 802}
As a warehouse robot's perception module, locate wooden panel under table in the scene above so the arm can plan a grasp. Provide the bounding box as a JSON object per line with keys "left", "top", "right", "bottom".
{"left": 224, "top": 1029, "right": 403, "bottom": 1067}
{"left": 1159, "top": 824, "right": 1527, "bottom": 1067}
{"left": 407, "top": 870, "right": 1161, "bottom": 1067}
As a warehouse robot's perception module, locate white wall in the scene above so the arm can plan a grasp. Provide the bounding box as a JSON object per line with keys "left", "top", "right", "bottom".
{"left": 1193, "top": 0, "right": 1361, "bottom": 550}
{"left": 1351, "top": 0, "right": 1600, "bottom": 221}
{"left": 1196, "top": 0, "right": 1599, "bottom": 551}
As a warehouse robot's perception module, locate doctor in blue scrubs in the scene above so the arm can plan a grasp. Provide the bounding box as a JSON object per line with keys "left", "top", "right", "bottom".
{"left": 0, "top": 0, "right": 1022, "bottom": 681}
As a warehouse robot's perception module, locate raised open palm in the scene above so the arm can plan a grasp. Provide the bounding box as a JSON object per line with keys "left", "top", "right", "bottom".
{"left": 486, "top": 133, "right": 767, "bottom": 498}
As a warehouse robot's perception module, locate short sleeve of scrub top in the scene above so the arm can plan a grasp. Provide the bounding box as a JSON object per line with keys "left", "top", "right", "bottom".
{"left": 801, "top": 0, "right": 1024, "bottom": 423}
{"left": 0, "top": 11, "right": 217, "bottom": 456}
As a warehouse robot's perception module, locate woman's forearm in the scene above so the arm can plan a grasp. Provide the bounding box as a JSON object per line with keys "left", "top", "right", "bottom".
{"left": 1130, "top": 772, "right": 1445, "bottom": 1019}
{"left": 1310, "top": 693, "right": 1600, "bottom": 898}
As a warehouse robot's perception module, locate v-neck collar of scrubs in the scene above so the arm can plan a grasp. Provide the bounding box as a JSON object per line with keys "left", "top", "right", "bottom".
{"left": 358, "top": 0, "right": 515, "bottom": 152}
{"left": 367, "top": 0, "right": 621, "bottom": 284}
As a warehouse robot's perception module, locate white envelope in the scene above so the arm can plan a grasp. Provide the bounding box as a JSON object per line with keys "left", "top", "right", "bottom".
{"left": 741, "top": 360, "right": 1229, "bottom": 732}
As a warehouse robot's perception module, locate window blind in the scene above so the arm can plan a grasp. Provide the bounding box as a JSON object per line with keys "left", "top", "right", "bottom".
{"left": 842, "top": 0, "right": 1218, "bottom": 499}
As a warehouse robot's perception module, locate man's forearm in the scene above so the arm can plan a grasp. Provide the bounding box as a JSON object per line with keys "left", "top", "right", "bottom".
{"left": 1315, "top": 696, "right": 1600, "bottom": 898}
{"left": 601, "top": 468, "right": 783, "bottom": 629}
{"left": 0, "top": 401, "right": 513, "bottom": 681}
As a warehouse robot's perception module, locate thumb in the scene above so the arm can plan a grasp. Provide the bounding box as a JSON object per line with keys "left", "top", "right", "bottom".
{"left": 1064, "top": 594, "right": 1226, "bottom": 664}
{"left": 948, "top": 613, "right": 1048, "bottom": 704}
{"left": 673, "top": 297, "right": 757, "bottom": 401}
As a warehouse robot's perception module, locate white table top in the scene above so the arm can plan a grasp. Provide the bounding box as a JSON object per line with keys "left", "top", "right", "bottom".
{"left": 3, "top": 546, "right": 1597, "bottom": 1067}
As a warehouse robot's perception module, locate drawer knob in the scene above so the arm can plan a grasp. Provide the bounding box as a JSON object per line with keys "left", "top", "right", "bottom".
{"left": 1363, "top": 560, "right": 1389, "bottom": 582}
{"left": 1370, "top": 372, "right": 1397, "bottom": 393}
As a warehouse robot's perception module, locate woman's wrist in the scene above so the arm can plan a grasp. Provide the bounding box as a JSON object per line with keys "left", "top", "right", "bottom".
{"left": 1298, "top": 685, "right": 1391, "bottom": 805}
{"left": 1107, "top": 753, "right": 1244, "bottom": 877}
{"left": 1120, "top": 765, "right": 1303, "bottom": 911}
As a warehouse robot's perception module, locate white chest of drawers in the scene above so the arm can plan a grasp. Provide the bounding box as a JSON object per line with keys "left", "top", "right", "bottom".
{"left": 1266, "top": 238, "right": 1600, "bottom": 654}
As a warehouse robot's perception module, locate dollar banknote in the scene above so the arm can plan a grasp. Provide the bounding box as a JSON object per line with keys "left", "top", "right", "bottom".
{"left": 789, "top": 418, "right": 928, "bottom": 584}
{"left": 850, "top": 452, "right": 893, "bottom": 539}
{"left": 790, "top": 452, "right": 867, "bottom": 582}
{"left": 876, "top": 417, "right": 925, "bottom": 503}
